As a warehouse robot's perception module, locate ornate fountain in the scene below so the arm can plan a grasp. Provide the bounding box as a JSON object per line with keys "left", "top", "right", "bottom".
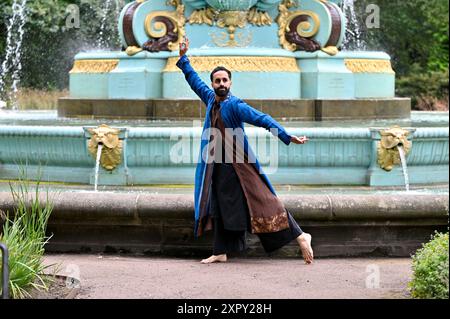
{"left": 60, "top": 0, "right": 407, "bottom": 119}
{"left": 0, "top": 0, "right": 447, "bottom": 257}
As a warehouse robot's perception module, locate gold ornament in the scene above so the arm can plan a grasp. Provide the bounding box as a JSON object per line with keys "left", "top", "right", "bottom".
{"left": 125, "top": 46, "right": 144, "bottom": 56}
{"left": 215, "top": 11, "right": 248, "bottom": 46}
{"left": 276, "top": 1, "right": 321, "bottom": 51}
{"left": 377, "top": 126, "right": 411, "bottom": 171}
{"left": 144, "top": 0, "right": 185, "bottom": 51}
{"left": 87, "top": 124, "right": 123, "bottom": 171}
{"left": 321, "top": 46, "right": 338, "bottom": 56}
{"left": 188, "top": 7, "right": 217, "bottom": 25}
{"left": 248, "top": 7, "right": 273, "bottom": 26}
{"left": 163, "top": 56, "right": 300, "bottom": 72}
{"left": 69, "top": 60, "right": 119, "bottom": 73}
{"left": 345, "top": 59, "right": 395, "bottom": 74}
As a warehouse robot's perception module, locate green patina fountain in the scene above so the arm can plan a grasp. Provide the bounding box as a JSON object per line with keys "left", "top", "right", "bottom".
{"left": 0, "top": 0, "right": 447, "bottom": 188}
{"left": 0, "top": 0, "right": 448, "bottom": 257}
{"left": 60, "top": 0, "right": 407, "bottom": 119}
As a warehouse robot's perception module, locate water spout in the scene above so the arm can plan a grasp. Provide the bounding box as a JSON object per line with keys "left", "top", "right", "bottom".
{"left": 397, "top": 145, "right": 410, "bottom": 192}
{"left": 94, "top": 143, "right": 104, "bottom": 192}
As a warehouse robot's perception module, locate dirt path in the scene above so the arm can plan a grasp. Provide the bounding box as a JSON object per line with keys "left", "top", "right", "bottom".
{"left": 43, "top": 254, "right": 412, "bottom": 299}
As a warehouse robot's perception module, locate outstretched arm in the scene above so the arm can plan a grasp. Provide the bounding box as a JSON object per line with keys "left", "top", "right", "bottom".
{"left": 235, "top": 101, "right": 308, "bottom": 145}
{"left": 176, "top": 37, "right": 214, "bottom": 104}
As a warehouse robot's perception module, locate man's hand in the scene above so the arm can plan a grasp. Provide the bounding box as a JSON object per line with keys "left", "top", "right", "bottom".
{"left": 290, "top": 135, "right": 309, "bottom": 144}
{"left": 179, "top": 36, "right": 189, "bottom": 57}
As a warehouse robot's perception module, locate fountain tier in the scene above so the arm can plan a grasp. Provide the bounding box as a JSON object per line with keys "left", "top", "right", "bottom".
{"left": 59, "top": 0, "right": 409, "bottom": 119}
{"left": 0, "top": 112, "right": 447, "bottom": 187}
{"left": 1, "top": 0, "right": 446, "bottom": 257}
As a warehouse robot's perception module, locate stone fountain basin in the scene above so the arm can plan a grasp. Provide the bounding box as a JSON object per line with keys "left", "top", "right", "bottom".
{"left": 0, "top": 110, "right": 447, "bottom": 257}
{"left": 0, "top": 184, "right": 448, "bottom": 257}
{"left": 0, "top": 111, "right": 448, "bottom": 187}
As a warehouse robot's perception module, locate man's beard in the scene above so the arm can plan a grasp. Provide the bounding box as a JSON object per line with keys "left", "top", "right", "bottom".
{"left": 214, "top": 87, "right": 229, "bottom": 97}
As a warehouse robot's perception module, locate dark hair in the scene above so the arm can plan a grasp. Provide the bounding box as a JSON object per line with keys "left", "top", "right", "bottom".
{"left": 210, "top": 66, "right": 232, "bottom": 82}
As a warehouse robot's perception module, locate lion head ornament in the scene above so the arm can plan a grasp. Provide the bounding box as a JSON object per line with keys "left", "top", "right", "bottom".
{"left": 377, "top": 126, "right": 412, "bottom": 171}
{"left": 87, "top": 124, "right": 123, "bottom": 170}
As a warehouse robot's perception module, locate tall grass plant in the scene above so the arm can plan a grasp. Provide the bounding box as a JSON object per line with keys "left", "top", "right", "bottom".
{"left": 0, "top": 168, "right": 54, "bottom": 299}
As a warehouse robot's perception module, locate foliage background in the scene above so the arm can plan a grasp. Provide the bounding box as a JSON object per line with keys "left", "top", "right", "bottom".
{"left": 0, "top": 0, "right": 124, "bottom": 92}
{"left": 347, "top": 0, "right": 449, "bottom": 110}
{"left": 0, "top": 0, "right": 448, "bottom": 109}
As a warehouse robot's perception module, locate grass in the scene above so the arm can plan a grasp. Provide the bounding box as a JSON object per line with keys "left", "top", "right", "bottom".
{"left": 0, "top": 168, "right": 55, "bottom": 299}
{"left": 3, "top": 88, "right": 449, "bottom": 111}
{"left": 8, "top": 88, "right": 68, "bottom": 110}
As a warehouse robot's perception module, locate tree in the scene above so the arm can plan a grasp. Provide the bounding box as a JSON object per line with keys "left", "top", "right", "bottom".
{"left": 355, "top": 0, "right": 448, "bottom": 76}
{"left": 0, "top": 0, "right": 123, "bottom": 92}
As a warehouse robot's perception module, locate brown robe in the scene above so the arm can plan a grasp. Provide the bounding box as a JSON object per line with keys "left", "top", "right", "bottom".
{"left": 204, "top": 101, "right": 289, "bottom": 234}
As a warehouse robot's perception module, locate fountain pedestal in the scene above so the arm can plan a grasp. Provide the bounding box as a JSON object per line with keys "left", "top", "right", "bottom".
{"left": 59, "top": 0, "right": 410, "bottom": 120}
{"left": 61, "top": 48, "right": 407, "bottom": 120}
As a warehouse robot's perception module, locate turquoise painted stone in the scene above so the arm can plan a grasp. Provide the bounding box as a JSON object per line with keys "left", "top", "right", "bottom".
{"left": 206, "top": 0, "right": 258, "bottom": 11}
{"left": 0, "top": 114, "right": 448, "bottom": 187}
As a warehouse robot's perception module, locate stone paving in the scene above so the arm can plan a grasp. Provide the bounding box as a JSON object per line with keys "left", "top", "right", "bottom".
{"left": 43, "top": 254, "right": 412, "bottom": 299}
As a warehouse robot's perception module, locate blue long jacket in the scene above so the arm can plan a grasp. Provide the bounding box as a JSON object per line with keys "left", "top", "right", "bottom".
{"left": 176, "top": 55, "right": 293, "bottom": 237}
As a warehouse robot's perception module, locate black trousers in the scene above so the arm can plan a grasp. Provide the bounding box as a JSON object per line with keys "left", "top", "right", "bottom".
{"left": 210, "top": 163, "right": 303, "bottom": 255}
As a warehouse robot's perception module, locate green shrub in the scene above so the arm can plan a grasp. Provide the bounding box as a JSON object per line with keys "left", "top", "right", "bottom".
{"left": 409, "top": 232, "right": 449, "bottom": 299}
{"left": 0, "top": 170, "right": 54, "bottom": 299}
{"left": 396, "top": 66, "right": 449, "bottom": 111}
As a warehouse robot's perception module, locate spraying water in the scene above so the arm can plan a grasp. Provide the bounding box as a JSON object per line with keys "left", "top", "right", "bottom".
{"left": 115, "top": 1, "right": 125, "bottom": 32}
{"left": 397, "top": 145, "right": 410, "bottom": 192}
{"left": 341, "top": 0, "right": 366, "bottom": 50}
{"left": 0, "top": 0, "right": 28, "bottom": 109}
{"left": 97, "top": 0, "right": 114, "bottom": 48}
{"left": 97, "top": 0, "right": 124, "bottom": 49}
{"left": 94, "top": 143, "right": 104, "bottom": 192}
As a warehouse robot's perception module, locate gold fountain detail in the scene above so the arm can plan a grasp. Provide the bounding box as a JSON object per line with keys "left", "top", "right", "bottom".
{"left": 87, "top": 124, "right": 123, "bottom": 171}
{"left": 377, "top": 126, "right": 412, "bottom": 171}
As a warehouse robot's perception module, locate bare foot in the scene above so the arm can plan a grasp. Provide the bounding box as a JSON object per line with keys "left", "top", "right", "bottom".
{"left": 200, "top": 254, "right": 227, "bottom": 264}
{"left": 296, "top": 233, "right": 314, "bottom": 264}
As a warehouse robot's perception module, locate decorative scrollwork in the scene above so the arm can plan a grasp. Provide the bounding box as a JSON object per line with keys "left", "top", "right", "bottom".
{"left": 163, "top": 56, "right": 299, "bottom": 72}
{"left": 126, "top": 0, "right": 185, "bottom": 54}
{"left": 143, "top": 1, "right": 185, "bottom": 52}
{"left": 247, "top": 7, "right": 273, "bottom": 26}
{"left": 186, "top": 1, "right": 279, "bottom": 45}
{"left": 70, "top": 60, "right": 119, "bottom": 73}
{"left": 188, "top": 7, "right": 217, "bottom": 25}
{"left": 210, "top": 29, "right": 253, "bottom": 47}
{"left": 345, "top": 59, "right": 395, "bottom": 74}
{"left": 277, "top": 1, "right": 321, "bottom": 52}
{"left": 144, "top": 14, "right": 180, "bottom": 51}
{"left": 214, "top": 11, "right": 249, "bottom": 46}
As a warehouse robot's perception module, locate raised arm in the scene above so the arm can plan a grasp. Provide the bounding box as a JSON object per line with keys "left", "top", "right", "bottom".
{"left": 234, "top": 100, "right": 293, "bottom": 145}
{"left": 176, "top": 37, "right": 214, "bottom": 104}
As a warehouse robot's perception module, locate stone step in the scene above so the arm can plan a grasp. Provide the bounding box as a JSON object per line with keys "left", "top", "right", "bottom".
{"left": 1, "top": 190, "right": 447, "bottom": 257}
